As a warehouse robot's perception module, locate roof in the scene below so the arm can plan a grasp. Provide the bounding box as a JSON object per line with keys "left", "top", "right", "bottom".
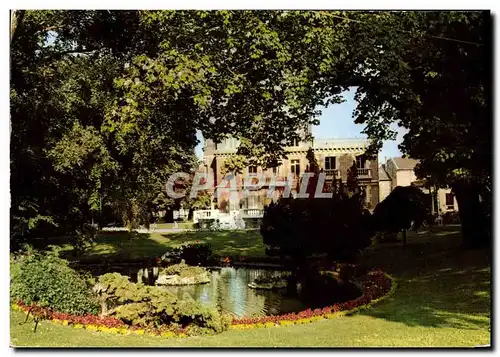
{"left": 391, "top": 157, "right": 419, "bottom": 170}
{"left": 378, "top": 165, "right": 391, "bottom": 181}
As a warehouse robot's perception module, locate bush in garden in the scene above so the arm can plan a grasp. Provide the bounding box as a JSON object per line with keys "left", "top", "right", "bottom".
{"left": 93, "top": 272, "right": 230, "bottom": 334}
{"left": 181, "top": 242, "right": 213, "bottom": 265}
{"left": 10, "top": 247, "right": 99, "bottom": 315}
{"left": 372, "top": 185, "right": 431, "bottom": 234}
{"left": 161, "top": 260, "right": 208, "bottom": 279}
{"left": 442, "top": 210, "right": 460, "bottom": 224}
{"left": 261, "top": 164, "right": 373, "bottom": 264}
{"left": 260, "top": 156, "right": 374, "bottom": 287}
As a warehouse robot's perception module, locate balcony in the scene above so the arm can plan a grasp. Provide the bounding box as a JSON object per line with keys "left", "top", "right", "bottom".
{"left": 357, "top": 168, "right": 372, "bottom": 178}
{"left": 324, "top": 169, "right": 339, "bottom": 178}
{"left": 241, "top": 208, "right": 264, "bottom": 218}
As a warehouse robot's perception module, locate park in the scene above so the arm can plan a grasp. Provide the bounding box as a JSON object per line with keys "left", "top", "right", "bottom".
{"left": 10, "top": 10, "right": 491, "bottom": 348}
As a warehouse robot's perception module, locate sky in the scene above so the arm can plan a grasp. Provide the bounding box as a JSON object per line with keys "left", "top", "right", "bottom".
{"left": 195, "top": 87, "right": 406, "bottom": 164}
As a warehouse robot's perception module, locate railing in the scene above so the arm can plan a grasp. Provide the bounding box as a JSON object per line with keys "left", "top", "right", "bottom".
{"left": 241, "top": 208, "right": 264, "bottom": 218}
{"left": 324, "top": 169, "right": 339, "bottom": 177}
{"left": 313, "top": 138, "right": 370, "bottom": 149}
{"left": 193, "top": 209, "right": 220, "bottom": 223}
{"left": 357, "top": 168, "right": 371, "bottom": 178}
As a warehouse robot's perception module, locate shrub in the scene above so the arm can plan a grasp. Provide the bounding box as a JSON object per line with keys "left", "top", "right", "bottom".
{"left": 93, "top": 273, "right": 229, "bottom": 334}
{"left": 197, "top": 219, "right": 221, "bottom": 231}
{"left": 372, "top": 186, "right": 431, "bottom": 233}
{"left": 10, "top": 247, "right": 99, "bottom": 315}
{"left": 161, "top": 260, "right": 208, "bottom": 279}
{"left": 442, "top": 211, "right": 460, "bottom": 224}
{"left": 261, "top": 173, "right": 373, "bottom": 266}
{"left": 181, "top": 242, "right": 213, "bottom": 265}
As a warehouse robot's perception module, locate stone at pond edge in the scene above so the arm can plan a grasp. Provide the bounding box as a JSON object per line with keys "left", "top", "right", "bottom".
{"left": 156, "top": 273, "right": 210, "bottom": 286}
{"left": 248, "top": 281, "right": 288, "bottom": 290}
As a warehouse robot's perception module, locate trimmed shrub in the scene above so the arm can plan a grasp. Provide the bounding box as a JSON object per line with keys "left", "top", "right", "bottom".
{"left": 93, "top": 272, "right": 229, "bottom": 334}
{"left": 10, "top": 248, "right": 99, "bottom": 315}
{"left": 161, "top": 260, "right": 208, "bottom": 278}
{"left": 181, "top": 242, "right": 213, "bottom": 265}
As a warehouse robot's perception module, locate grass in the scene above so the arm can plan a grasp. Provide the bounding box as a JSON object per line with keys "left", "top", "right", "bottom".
{"left": 11, "top": 226, "right": 491, "bottom": 347}
{"left": 59, "top": 229, "right": 266, "bottom": 262}
{"left": 155, "top": 222, "right": 195, "bottom": 230}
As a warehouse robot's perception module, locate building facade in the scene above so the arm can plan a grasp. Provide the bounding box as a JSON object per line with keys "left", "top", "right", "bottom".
{"left": 378, "top": 165, "right": 392, "bottom": 203}
{"left": 197, "top": 133, "right": 380, "bottom": 219}
{"left": 383, "top": 157, "right": 458, "bottom": 213}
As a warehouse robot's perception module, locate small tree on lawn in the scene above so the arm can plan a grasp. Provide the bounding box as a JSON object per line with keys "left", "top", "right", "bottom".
{"left": 260, "top": 151, "right": 373, "bottom": 291}
{"left": 372, "top": 185, "right": 431, "bottom": 246}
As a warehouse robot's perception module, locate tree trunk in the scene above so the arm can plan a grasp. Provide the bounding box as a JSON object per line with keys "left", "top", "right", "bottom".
{"left": 402, "top": 229, "right": 407, "bottom": 247}
{"left": 452, "top": 181, "right": 490, "bottom": 249}
{"left": 10, "top": 10, "right": 24, "bottom": 42}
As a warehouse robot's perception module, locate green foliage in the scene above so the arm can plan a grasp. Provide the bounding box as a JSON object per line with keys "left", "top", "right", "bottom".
{"left": 181, "top": 242, "right": 213, "bottom": 265}
{"left": 93, "top": 273, "right": 229, "bottom": 333}
{"left": 372, "top": 186, "right": 431, "bottom": 233}
{"left": 261, "top": 170, "right": 373, "bottom": 266}
{"left": 161, "top": 261, "right": 209, "bottom": 279}
{"left": 11, "top": 10, "right": 490, "bottom": 250}
{"left": 10, "top": 248, "right": 99, "bottom": 315}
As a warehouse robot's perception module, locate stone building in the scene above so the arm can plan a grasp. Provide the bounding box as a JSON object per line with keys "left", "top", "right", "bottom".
{"left": 383, "top": 157, "right": 458, "bottom": 213}
{"left": 196, "top": 131, "right": 380, "bottom": 220}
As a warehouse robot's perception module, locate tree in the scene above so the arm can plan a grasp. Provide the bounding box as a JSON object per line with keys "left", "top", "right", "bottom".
{"left": 341, "top": 11, "right": 491, "bottom": 248}
{"left": 260, "top": 155, "right": 373, "bottom": 289}
{"left": 11, "top": 10, "right": 356, "bottom": 248}
{"left": 372, "top": 186, "right": 431, "bottom": 246}
{"left": 11, "top": 10, "right": 491, "bottom": 251}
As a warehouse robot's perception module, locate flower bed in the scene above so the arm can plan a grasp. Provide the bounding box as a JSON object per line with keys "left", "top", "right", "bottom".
{"left": 12, "top": 268, "right": 396, "bottom": 337}
{"left": 230, "top": 269, "right": 396, "bottom": 329}
{"left": 11, "top": 302, "right": 188, "bottom": 338}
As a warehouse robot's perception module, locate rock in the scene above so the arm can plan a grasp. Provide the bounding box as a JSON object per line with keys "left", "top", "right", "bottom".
{"left": 248, "top": 280, "right": 288, "bottom": 290}
{"left": 156, "top": 273, "right": 210, "bottom": 286}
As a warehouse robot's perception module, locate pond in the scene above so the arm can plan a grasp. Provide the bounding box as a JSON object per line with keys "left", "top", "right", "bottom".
{"left": 78, "top": 264, "right": 361, "bottom": 318}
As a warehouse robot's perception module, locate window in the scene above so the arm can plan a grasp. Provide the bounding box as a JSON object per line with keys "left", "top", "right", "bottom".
{"left": 247, "top": 191, "right": 261, "bottom": 209}
{"left": 356, "top": 155, "right": 366, "bottom": 169}
{"left": 291, "top": 159, "right": 300, "bottom": 176}
{"left": 445, "top": 193, "right": 455, "bottom": 207}
{"left": 325, "top": 156, "right": 336, "bottom": 170}
{"left": 291, "top": 138, "right": 300, "bottom": 147}
{"left": 248, "top": 165, "right": 257, "bottom": 174}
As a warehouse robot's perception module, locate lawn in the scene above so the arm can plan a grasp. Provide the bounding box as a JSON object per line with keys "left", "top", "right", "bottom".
{"left": 11, "top": 225, "right": 491, "bottom": 347}
{"left": 58, "top": 229, "right": 266, "bottom": 262}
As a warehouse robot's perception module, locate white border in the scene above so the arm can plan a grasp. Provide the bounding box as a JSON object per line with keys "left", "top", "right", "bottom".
{"left": 2, "top": 4, "right": 497, "bottom": 357}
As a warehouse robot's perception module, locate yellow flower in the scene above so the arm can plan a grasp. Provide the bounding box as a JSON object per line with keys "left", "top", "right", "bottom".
{"left": 161, "top": 331, "right": 176, "bottom": 338}
{"left": 74, "top": 324, "right": 83, "bottom": 329}
{"left": 62, "top": 320, "right": 69, "bottom": 326}
{"left": 134, "top": 329, "right": 145, "bottom": 335}
{"left": 86, "top": 325, "right": 98, "bottom": 331}
{"left": 118, "top": 328, "right": 129, "bottom": 335}
{"left": 279, "top": 320, "right": 295, "bottom": 326}
{"left": 108, "top": 327, "right": 120, "bottom": 334}
{"left": 264, "top": 322, "right": 275, "bottom": 328}
{"left": 52, "top": 319, "right": 60, "bottom": 324}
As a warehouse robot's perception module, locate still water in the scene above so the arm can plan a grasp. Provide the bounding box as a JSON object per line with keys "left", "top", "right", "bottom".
{"left": 159, "top": 267, "right": 317, "bottom": 318}
{"left": 79, "top": 264, "right": 358, "bottom": 319}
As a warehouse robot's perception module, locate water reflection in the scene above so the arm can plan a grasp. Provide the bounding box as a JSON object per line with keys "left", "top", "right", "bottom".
{"left": 159, "top": 267, "right": 308, "bottom": 318}
{"left": 81, "top": 264, "right": 360, "bottom": 319}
